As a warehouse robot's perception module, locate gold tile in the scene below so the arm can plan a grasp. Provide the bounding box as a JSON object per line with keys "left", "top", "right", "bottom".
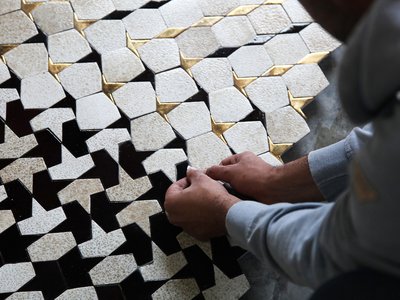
{"left": 21, "top": 0, "right": 44, "bottom": 19}
{"left": 263, "top": 65, "right": 293, "bottom": 77}
{"left": 211, "top": 117, "right": 235, "bottom": 144}
{"left": 0, "top": 44, "right": 18, "bottom": 58}
{"left": 126, "top": 33, "right": 149, "bottom": 57}
{"left": 156, "top": 27, "right": 186, "bottom": 39}
{"left": 180, "top": 52, "right": 202, "bottom": 77}
{"left": 156, "top": 97, "right": 180, "bottom": 122}
{"left": 288, "top": 90, "right": 314, "bottom": 119}
{"left": 297, "top": 52, "right": 330, "bottom": 64}
{"left": 102, "top": 75, "right": 124, "bottom": 103}
{"left": 192, "top": 16, "right": 223, "bottom": 27}
{"left": 268, "top": 137, "right": 292, "bottom": 162}
{"left": 233, "top": 72, "right": 257, "bottom": 97}
{"left": 227, "top": 5, "right": 259, "bottom": 16}
{"left": 48, "top": 57, "right": 71, "bottom": 81}
{"left": 74, "top": 13, "right": 96, "bottom": 36}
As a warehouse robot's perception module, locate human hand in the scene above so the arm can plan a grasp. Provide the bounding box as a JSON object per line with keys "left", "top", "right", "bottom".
{"left": 164, "top": 167, "right": 240, "bottom": 241}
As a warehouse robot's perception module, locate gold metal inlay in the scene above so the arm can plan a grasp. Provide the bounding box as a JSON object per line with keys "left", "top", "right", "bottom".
{"left": 0, "top": 44, "right": 18, "bottom": 58}
{"left": 126, "top": 33, "right": 149, "bottom": 57}
{"left": 263, "top": 65, "right": 293, "bottom": 77}
{"left": 298, "top": 52, "right": 330, "bottom": 64}
{"left": 192, "top": 16, "right": 223, "bottom": 27}
{"left": 288, "top": 91, "right": 314, "bottom": 119}
{"left": 264, "top": 0, "right": 285, "bottom": 5}
{"left": 211, "top": 117, "right": 235, "bottom": 144}
{"left": 268, "top": 137, "right": 293, "bottom": 162}
{"left": 48, "top": 58, "right": 71, "bottom": 81}
{"left": 74, "top": 14, "right": 96, "bottom": 36}
{"left": 156, "top": 98, "right": 180, "bottom": 122}
{"left": 180, "top": 53, "right": 202, "bottom": 77}
{"left": 233, "top": 72, "right": 257, "bottom": 97}
{"left": 102, "top": 75, "right": 124, "bottom": 103}
{"left": 227, "top": 5, "right": 259, "bottom": 16}
{"left": 157, "top": 28, "right": 186, "bottom": 39}
{"left": 21, "top": 0, "right": 45, "bottom": 19}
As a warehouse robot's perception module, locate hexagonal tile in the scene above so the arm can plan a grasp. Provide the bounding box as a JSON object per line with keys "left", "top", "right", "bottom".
{"left": 31, "top": 1, "right": 74, "bottom": 35}
{"left": 212, "top": 16, "right": 256, "bottom": 48}
{"left": 123, "top": 9, "right": 167, "bottom": 40}
{"left": 282, "top": 0, "right": 313, "bottom": 24}
{"left": 248, "top": 5, "right": 291, "bottom": 34}
{"left": 197, "top": 0, "right": 239, "bottom": 16}
{"left": 70, "top": 0, "right": 115, "bottom": 20}
{"left": 300, "top": 23, "right": 341, "bottom": 52}
{"left": 0, "top": 10, "right": 38, "bottom": 44}
{"left": 191, "top": 58, "right": 233, "bottom": 93}
{"left": 176, "top": 27, "right": 220, "bottom": 58}
{"left": 159, "top": 0, "right": 204, "bottom": 28}
{"left": 264, "top": 33, "right": 310, "bottom": 65}
{"left": 84, "top": 20, "right": 126, "bottom": 54}
{"left": 228, "top": 45, "right": 273, "bottom": 77}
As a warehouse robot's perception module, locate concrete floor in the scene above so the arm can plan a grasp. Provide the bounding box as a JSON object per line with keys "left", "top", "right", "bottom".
{"left": 239, "top": 47, "right": 355, "bottom": 300}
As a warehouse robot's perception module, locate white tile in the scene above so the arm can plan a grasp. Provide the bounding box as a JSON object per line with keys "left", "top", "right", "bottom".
{"left": 248, "top": 5, "right": 291, "bottom": 34}
{"left": 55, "top": 287, "right": 97, "bottom": 300}
{"left": 156, "top": 68, "right": 199, "bottom": 103}
{"left": 187, "top": 132, "right": 232, "bottom": 170}
{"left": 0, "top": 263, "right": 36, "bottom": 293}
{"left": 300, "top": 23, "right": 341, "bottom": 52}
{"left": 168, "top": 102, "right": 211, "bottom": 140}
{"left": 258, "top": 152, "right": 282, "bottom": 167}
{"left": 228, "top": 45, "right": 273, "bottom": 77}
{"left": 48, "top": 29, "right": 92, "bottom": 63}
{"left": 0, "top": 185, "right": 7, "bottom": 203}
{"left": 202, "top": 266, "right": 249, "bottom": 299}
{"left": 30, "top": 108, "right": 75, "bottom": 141}
{"left": 264, "top": 33, "right": 310, "bottom": 65}
{"left": 0, "top": 210, "right": 15, "bottom": 234}
{"left": 21, "top": 72, "right": 66, "bottom": 109}
{"left": 191, "top": 58, "right": 233, "bottom": 93}
{"left": 48, "top": 146, "right": 95, "bottom": 180}
{"left": 265, "top": 106, "right": 310, "bottom": 143}
{"left": 6, "top": 291, "right": 44, "bottom": 300}
{"left": 0, "top": 11, "right": 38, "bottom": 44}
{"left": 0, "top": 158, "right": 47, "bottom": 192}
{"left": 282, "top": 64, "right": 329, "bottom": 97}
{"left": 59, "top": 63, "right": 102, "bottom": 100}
{"left": 27, "top": 232, "right": 76, "bottom": 262}
{"left": 142, "top": 149, "right": 187, "bottom": 182}
{"left": 138, "top": 39, "right": 180, "bottom": 74}
{"left": 86, "top": 129, "right": 131, "bottom": 161}
{"left": 176, "top": 231, "right": 212, "bottom": 258}
{"left": 58, "top": 179, "right": 104, "bottom": 213}
{"left": 106, "top": 168, "right": 152, "bottom": 202}
{"left": 0, "top": 0, "right": 21, "bottom": 16}
{"left": 18, "top": 199, "right": 66, "bottom": 235}
{"left": 212, "top": 16, "right": 256, "bottom": 48}
{"left": 198, "top": 0, "right": 239, "bottom": 16}
{"left": 175, "top": 27, "right": 220, "bottom": 58}
{"left": 4, "top": 44, "right": 48, "bottom": 79}
{"left": 113, "top": 82, "right": 156, "bottom": 119}
{"left": 246, "top": 77, "right": 289, "bottom": 113}
{"left": 140, "top": 243, "right": 186, "bottom": 281}
{"left": 31, "top": 2, "right": 73, "bottom": 35}
{"left": 131, "top": 112, "right": 176, "bottom": 151}
{"left": 123, "top": 9, "right": 167, "bottom": 40}
{"left": 102, "top": 47, "right": 145, "bottom": 82}
{"left": 0, "top": 125, "right": 38, "bottom": 159}
{"left": 113, "top": 0, "right": 150, "bottom": 11}
{"left": 76, "top": 93, "right": 121, "bottom": 130}
{"left": 0, "top": 61, "right": 10, "bottom": 85}
{"left": 152, "top": 279, "right": 199, "bottom": 300}
{"left": 89, "top": 254, "right": 137, "bottom": 285}
{"left": 84, "top": 20, "right": 126, "bottom": 55}
{"left": 78, "top": 221, "right": 126, "bottom": 258}
{"left": 239, "top": 0, "right": 263, "bottom": 4}
{"left": 159, "top": 0, "right": 203, "bottom": 28}
{"left": 224, "top": 121, "right": 269, "bottom": 155}
{"left": 116, "top": 200, "right": 162, "bottom": 235}
{"left": 209, "top": 87, "right": 253, "bottom": 122}
{"left": 282, "top": 0, "right": 313, "bottom": 23}
{"left": 0, "top": 88, "right": 19, "bottom": 119}
{"left": 70, "top": 0, "right": 115, "bottom": 20}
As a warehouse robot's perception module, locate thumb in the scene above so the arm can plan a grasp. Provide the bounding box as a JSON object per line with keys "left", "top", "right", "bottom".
{"left": 186, "top": 166, "right": 204, "bottom": 184}
{"left": 206, "top": 165, "right": 235, "bottom": 183}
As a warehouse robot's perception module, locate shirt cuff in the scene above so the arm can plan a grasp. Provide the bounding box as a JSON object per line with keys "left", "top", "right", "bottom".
{"left": 308, "top": 139, "right": 349, "bottom": 201}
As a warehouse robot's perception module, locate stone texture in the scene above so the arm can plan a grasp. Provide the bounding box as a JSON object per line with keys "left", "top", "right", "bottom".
{"left": 212, "top": 16, "right": 256, "bottom": 48}
{"left": 259, "top": 152, "right": 283, "bottom": 167}
{"left": 0, "top": 126, "right": 37, "bottom": 159}
{"left": 55, "top": 287, "right": 97, "bottom": 300}
{"left": 0, "top": 11, "right": 38, "bottom": 44}
{"left": 123, "top": 9, "right": 167, "bottom": 40}
{"left": 300, "top": 23, "right": 341, "bottom": 52}
{"left": 0, "top": 263, "right": 36, "bottom": 293}
{"left": 0, "top": 0, "right": 20, "bottom": 16}
{"left": 27, "top": 232, "right": 76, "bottom": 262}
{"left": 198, "top": 0, "right": 239, "bottom": 16}
{"left": 0, "top": 88, "right": 19, "bottom": 119}
{"left": 282, "top": 0, "right": 313, "bottom": 23}
{"left": 112, "top": 0, "right": 150, "bottom": 11}
{"left": 6, "top": 292, "right": 44, "bottom": 300}
{"left": 228, "top": 45, "right": 273, "bottom": 77}
{"left": 102, "top": 47, "right": 145, "bottom": 82}
{"left": 0, "top": 185, "right": 7, "bottom": 203}
{"left": 176, "top": 27, "right": 220, "bottom": 58}
{"left": 86, "top": 129, "right": 131, "bottom": 161}
{"left": 152, "top": 279, "right": 199, "bottom": 300}
{"left": 0, "top": 210, "right": 15, "bottom": 234}
{"left": 209, "top": 87, "right": 253, "bottom": 122}
{"left": 31, "top": 2, "right": 74, "bottom": 35}
{"left": 70, "top": 0, "right": 115, "bottom": 20}
{"left": 159, "top": 0, "right": 204, "bottom": 28}
{"left": 156, "top": 68, "right": 198, "bottom": 103}
{"left": 89, "top": 255, "right": 137, "bottom": 285}
{"left": 142, "top": 149, "right": 187, "bottom": 181}
{"left": 264, "top": 33, "right": 310, "bottom": 65}
{"left": 248, "top": 5, "right": 291, "bottom": 34}
{"left": 0, "top": 62, "right": 10, "bottom": 85}
{"left": 191, "top": 58, "right": 233, "bottom": 93}
{"left": 84, "top": 20, "right": 126, "bottom": 54}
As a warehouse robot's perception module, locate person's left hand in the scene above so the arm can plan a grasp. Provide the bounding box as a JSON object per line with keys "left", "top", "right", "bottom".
{"left": 164, "top": 167, "right": 240, "bottom": 241}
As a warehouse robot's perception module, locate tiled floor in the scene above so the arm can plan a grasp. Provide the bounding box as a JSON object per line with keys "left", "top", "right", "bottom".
{"left": 0, "top": 1, "right": 339, "bottom": 299}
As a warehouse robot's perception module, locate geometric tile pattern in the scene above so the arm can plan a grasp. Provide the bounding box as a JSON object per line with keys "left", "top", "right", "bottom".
{"left": 0, "top": 0, "right": 339, "bottom": 298}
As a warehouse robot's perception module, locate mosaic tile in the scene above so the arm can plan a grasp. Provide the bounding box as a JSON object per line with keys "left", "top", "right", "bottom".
{"left": 176, "top": 231, "right": 212, "bottom": 258}
{"left": 84, "top": 20, "right": 126, "bottom": 55}
{"left": 138, "top": 39, "right": 181, "bottom": 74}
{"left": 0, "top": 63, "right": 11, "bottom": 87}
{"left": 156, "top": 68, "right": 199, "bottom": 103}
{"left": 212, "top": 16, "right": 256, "bottom": 48}
{"left": 18, "top": 199, "right": 66, "bottom": 235}
{"left": 0, "top": 210, "right": 15, "bottom": 234}
{"left": 228, "top": 45, "right": 273, "bottom": 77}
{"left": 59, "top": 63, "right": 102, "bottom": 100}
{"left": 264, "top": 33, "right": 310, "bottom": 65}
{"left": 123, "top": 9, "right": 167, "bottom": 40}
{"left": 102, "top": 47, "right": 145, "bottom": 82}
{"left": 167, "top": 102, "right": 211, "bottom": 140}
{"left": 30, "top": 108, "right": 75, "bottom": 141}
{"left": 224, "top": 121, "right": 269, "bottom": 155}
{"left": 198, "top": 0, "right": 239, "bottom": 16}
{"left": 6, "top": 291, "right": 44, "bottom": 300}
{"left": 0, "top": 11, "right": 38, "bottom": 44}
{"left": 209, "top": 87, "right": 253, "bottom": 123}
{"left": 191, "top": 58, "right": 233, "bottom": 93}
{"left": 78, "top": 221, "right": 126, "bottom": 258}
{"left": 4, "top": 44, "right": 48, "bottom": 79}
{"left": 112, "top": 0, "right": 150, "bottom": 11}
{"left": 0, "top": 263, "right": 35, "bottom": 293}
{"left": 0, "top": 0, "right": 21, "bottom": 16}
{"left": 159, "top": 0, "right": 204, "bottom": 28}
{"left": 283, "top": 64, "right": 329, "bottom": 97}
{"left": 142, "top": 149, "right": 187, "bottom": 182}
{"left": 0, "top": 88, "right": 19, "bottom": 119}
{"left": 58, "top": 179, "right": 104, "bottom": 213}
{"left": 248, "top": 5, "right": 291, "bottom": 35}
{"left": 152, "top": 279, "right": 199, "bottom": 300}
{"left": 55, "top": 287, "right": 97, "bottom": 300}
{"left": 175, "top": 27, "right": 220, "bottom": 58}
{"left": 21, "top": 72, "right": 66, "bottom": 109}
{"left": 76, "top": 93, "right": 121, "bottom": 130}
{"left": 246, "top": 76, "right": 289, "bottom": 113}
{"left": 89, "top": 254, "right": 137, "bottom": 285}
{"left": 31, "top": 2, "right": 74, "bottom": 36}
{"left": 259, "top": 152, "right": 283, "bottom": 167}
{"left": 300, "top": 23, "right": 341, "bottom": 52}
{"left": 0, "top": 125, "right": 38, "bottom": 159}
{"left": 27, "top": 232, "right": 76, "bottom": 262}
{"left": 113, "top": 82, "right": 157, "bottom": 119}
{"left": 0, "top": 185, "right": 7, "bottom": 203}
{"left": 70, "top": 0, "right": 115, "bottom": 20}
{"left": 48, "top": 29, "right": 92, "bottom": 64}
{"left": 239, "top": 0, "right": 264, "bottom": 4}
{"left": 282, "top": 0, "right": 313, "bottom": 24}
{"left": 116, "top": 200, "right": 162, "bottom": 235}
{"left": 140, "top": 243, "right": 186, "bottom": 281}
{"left": 187, "top": 132, "right": 232, "bottom": 170}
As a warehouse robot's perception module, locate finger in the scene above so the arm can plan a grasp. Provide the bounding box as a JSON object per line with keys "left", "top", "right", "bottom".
{"left": 220, "top": 153, "right": 243, "bottom": 166}
{"left": 186, "top": 166, "right": 205, "bottom": 185}
{"left": 206, "top": 165, "right": 235, "bottom": 182}
{"left": 165, "top": 178, "right": 189, "bottom": 199}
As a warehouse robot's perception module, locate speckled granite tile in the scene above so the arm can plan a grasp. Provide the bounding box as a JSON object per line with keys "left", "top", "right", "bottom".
{"left": 0, "top": 88, "right": 19, "bottom": 119}
{"left": 300, "top": 23, "right": 341, "bottom": 52}
{"left": 176, "top": 27, "right": 220, "bottom": 58}
{"left": 0, "top": 185, "right": 7, "bottom": 203}
{"left": 264, "top": 33, "right": 310, "bottom": 65}
{"left": 258, "top": 152, "right": 283, "bottom": 167}
{"left": 152, "top": 279, "right": 199, "bottom": 300}
{"left": 0, "top": 125, "right": 38, "bottom": 159}
{"left": 123, "top": 9, "right": 167, "bottom": 40}
{"left": 31, "top": 1, "right": 74, "bottom": 35}
{"left": 198, "top": 0, "right": 239, "bottom": 16}
{"left": 228, "top": 45, "right": 273, "bottom": 77}
{"left": 84, "top": 20, "right": 126, "bottom": 55}
{"left": 191, "top": 58, "right": 233, "bottom": 93}
{"left": 0, "top": 210, "right": 15, "bottom": 234}
{"left": 0, "top": 0, "right": 21, "bottom": 16}
{"left": 248, "top": 5, "right": 291, "bottom": 35}
{"left": 176, "top": 231, "right": 212, "bottom": 258}
{"left": 159, "top": 0, "right": 203, "bottom": 28}
{"left": 70, "top": 0, "right": 115, "bottom": 20}
{"left": 112, "top": 0, "right": 150, "bottom": 11}
{"left": 282, "top": 0, "right": 313, "bottom": 24}
{"left": 6, "top": 291, "right": 44, "bottom": 300}
{"left": 0, "top": 263, "right": 36, "bottom": 293}
{"left": 0, "top": 11, "right": 38, "bottom": 44}
{"left": 27, "top": 232, "right": 76, "bottom": 262}
{"left": 212, "top": 16, "right": 256, "bottom": 48}
{"left": 55, "top": 287, "right": 97, "bottom": 300}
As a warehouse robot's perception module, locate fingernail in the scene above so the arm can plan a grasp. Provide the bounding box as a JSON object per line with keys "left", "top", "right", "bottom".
{"left": 187, "top": 166, "right": 197, "bottom": 173}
